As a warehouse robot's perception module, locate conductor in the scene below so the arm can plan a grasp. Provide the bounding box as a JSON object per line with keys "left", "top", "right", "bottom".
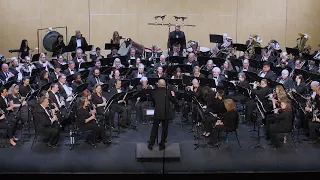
{"left": 167, "top": 25, "right": 187, "bottom": 51}
{"left": 148, "top": 79, "right": 179, "bottom": 151}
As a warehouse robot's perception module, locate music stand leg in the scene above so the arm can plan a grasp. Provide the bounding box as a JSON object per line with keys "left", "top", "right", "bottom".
{"left": 252, "top": 118, "right": 266, "bottom": 149}
{"left": 249, "top": 111, "right": 258, "bottom": 134}
{"left": 296, "top": 126, "right": 303, "bottom": 144}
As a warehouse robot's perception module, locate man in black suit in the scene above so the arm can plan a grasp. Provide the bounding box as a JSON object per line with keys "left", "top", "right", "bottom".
{"left": 128, "top": 64, "right": 146, "bottom": 79}
{"left": 89, "top": 60, "right": 101, "bottom": 75}
{"left": 183, "top": 53, "right": 199, "bottom": 68}
{"left": 0, "top": 87, "right": 18, "bottom": 146}
{"left": 68, "top": 30, "right": 88, "bottom": 52}
{"left": 276, "top": 69, "right": 294, "bottom": 90}
{"left": 167, "top": 25, "right": 186, "bottom": 51}
{"left": 49, "top": 63, "right": 61, "bottom": 82}
{"left": 255, "top": 48, "right": 277, "bottom": 63}
{"left": 238, "top": 59, "right": 256, "bottom": 73}
{"left": 257, "top": 62, "right": 277, "bottom": 81}
{"left": 148, "top": 79, "right": 179, "bottom": 151}
{"left": 208, "top": 67, "right": 226, "bottom": 88}
{"left": 34, "top": 96, "right": 60, "bottom": 148}
{"left": 62, "top": 61, "right": 76, "bottom": 76}
{"left": 87, "top": 69, "right": 107, "bottom": 91}
{"left": 0, "top": 63, "right": 16, "bottom": 83}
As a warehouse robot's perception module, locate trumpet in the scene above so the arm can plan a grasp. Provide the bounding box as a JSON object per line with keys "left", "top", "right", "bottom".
{"left": 230, "top": 80, "right": 239, "bottom": 86}
{"left": 249, "top": 81, "right": 260, "bottom": 89}
{"left": 49, "top": 108, "right": 62, "bottom": 128}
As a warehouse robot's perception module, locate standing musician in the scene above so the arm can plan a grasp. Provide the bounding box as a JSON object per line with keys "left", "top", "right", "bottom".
{"left": 208, "top": 67, "right": 225, "bottom": 88}
{"left": 7, "top": 84, "right": 28, "bottom": 125}
{"left": 18, "top": 39, "right": 31, "bottom": 60}
{"left": 207, "top": 99, "right": 239, "bottom": 146}
{"left": 63, "top": 61, "right": 76, "bottom": 76}
{"left": 203, "top": 88, "right": 227, "bottom": 137}
{"left": 52, "top": 35, "right": 66, "bottom": 57}
{"left": 34, "top": 96, "right": 60, "bottom": 148}
{"left": 307, "top": 86, "right": 320, "bottom": 143}
{"left": 48, "top": 83, "right": 69, "bottom": 129}
{"left": 77, "top": 97, "right": 111, "bottom": 146}
{"left": 135, "top": 77, "right": 153, "bottom": 123}
{"left": 91, "top": 84, "right": 109, "bottom": 125}
{"left": 183, "top": 53, "right": 199, "bottom": 68}
{"left": 276, "top": 69, "right": 294, "bottom": 90}
{"left": 109, "top": 79, "right": 131, "bottom": 128}
{"left": 265, "top": 99, "right": 293, "bottom": 147}
{"left": 34, "top": 53, "right": 53, "bottom": 72}
{"left": 87, "top": 69, "right": 106, "bottom": 91}
{"left": 110, "top": 31, "right": 126, "bottom": 44}
{"left": 245, "top": 79, "right": 271, "bottom": 124}
{"left": 57, "top": 74, "right": 73, "bottom": 102}
{"left": 258, "top": 62, "right": 277, "bottom": 81}
{"left": 148, "top": 79, "right": 179, "bottom": 151}
{"left": 191, "top": 66, "right": 204, "bottom": 78}
{"left": 167, "top": 25, "right": 186, "bottom": 51}
{"left": 185, "top": 79, "right": 203, "bottom": 125}
{"left": 68, "top": 30, "right": 88, "bottom": 52}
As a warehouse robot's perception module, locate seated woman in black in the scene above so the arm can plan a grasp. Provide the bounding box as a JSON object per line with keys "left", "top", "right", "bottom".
{"left": 203, "top": 89, "right": 227, "bottom": 137}
{"left": 76, "top": 97, "right": 110, "bottom": 146}
{"left": 37, "top": 70, "right": 50, "bottom": 89}
{"left": 266, "top": 99, "right": 293, "bottom": 147}
{"left": 208, "top": 99, "right": 239, "bottom": 145}
{"left": 91, "top": 84, "right": 109, "bottom": 125}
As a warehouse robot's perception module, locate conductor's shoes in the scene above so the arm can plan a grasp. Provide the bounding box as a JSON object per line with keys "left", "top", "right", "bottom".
{"left": 103, "top": 140, "right": 112, "bottom": 147}
{"left": 147, "top": 144, "right": 153, "bottom": 151}
{"left": 159, "top": 145, "right": 165, "bottom": 151}
{"left": 46, "top": 143, "right": 58, "bottom": 148}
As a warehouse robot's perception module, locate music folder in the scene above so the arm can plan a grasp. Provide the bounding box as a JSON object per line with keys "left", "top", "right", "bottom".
{"left": 229, "top": 58, "right": 243, "bottom": 68}
{"left": 173, "top": 64, "right": 192, "bottom": 73}
{"left": 148, "top": 78, "right": 159, "bottom": 86}
{"left": 294, "top": 69, "right": 309, "bottom": 80}
{"left": 212, "top": 57, "right": 225, "bottom": 67}
{"left": 200, "top": 70, "right": 210, "bottom": 78}
{"left": 167, "top": 79, "right": 183, "bottom": 87}
{"left": 79, "top": 61, "right": 94, "bottom": 69}
{"left": 197, "top": 56, "right": 210, "bottom": 67}
{"left": 233, "top": 43, "right": 247, "bottom": 52}
{"left": 79, "top": 69, "right": 90, "bottom": 79}
{"left": 175, "top": 91, "right": 192, "bottom": 102}
{"left": 167, "top": 56, "right": 184, "bottom": 64}
{"left": 74, "top": 83, "right": 89, "bottom": 94}
{"left": 222, "top": 80, "right": 236, "bottom": 91}
{"left": 226, "top": 70, "right": 238, "bottom": 80}
{"left": 308, "top": 71, "right": 320, "bottom": 81}
{"left": 236, "top": 85, "right": 251, "bottom": 98}
{"left": 80, "top": 45, "right": 93, "bottom": 52}
{"left": 200, "top": 78, "right": 216, "bottom": 88}
{"left": 209, "top": 34, "right": 223, "bottom": 44}
{"left": 248, "top": 59, "right": 261, "bottom": 69}
{"left": 130, "top": 78, "right": 141, "bottom": 87}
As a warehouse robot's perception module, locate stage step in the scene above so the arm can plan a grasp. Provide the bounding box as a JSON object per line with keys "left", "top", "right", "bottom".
{"left": 136, "top": 143, "right": 181, "bottom": 162}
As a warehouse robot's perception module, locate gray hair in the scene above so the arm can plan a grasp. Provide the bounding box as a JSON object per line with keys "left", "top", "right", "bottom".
{"left": 311, "top": 81, "right": 319, "bottom": 87}
{"left": 188, "top": 53, "right": 195, "bottom": 58}
{"left": 281, "top": 69, "right": 289, "bottom": 75}
{"left": 243, "top": 59, "right": 249, "bottom": 64}
{"left": 192, "top": 78, "right": 199, "bottom": 84}
{"left": 206, "top": 60, "right": 213, "bottom": 65}
{"left": 138, "top": 64, "right": 145, "bottom": 69}
{"left": 212, "top": 67, "right": 221, "bottom": 73}
{"left": 160, "top": 55, "right": 166, "bottom": 59}
{"left": 140, "top": 76, "right": 148, "bottom": 83}
{"left": 76, "top": 48, "right": 83, "bottom": 53}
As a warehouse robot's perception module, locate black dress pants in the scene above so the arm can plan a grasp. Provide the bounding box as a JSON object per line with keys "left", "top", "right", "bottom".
{"left": 135, "top": 101, "right": 149, "bottom": 122}
{"left": 204, "top": 116, "right": 218, "bottom": 132}
{"left": 245, "top": 100, "right": 256, "bottom": 123}
{"left": 110, "top": 104, "right": 131, "bottom": 126}
{"left": 149, "top": 119, "right": 169, "bottom": 146}
{"left": 308, "top": 121, "right": 320, "bottom": 140}
{"left": 0, "top": 121, "right": 14, "bottom": 138}
{"left": 209, "top": 125, "right": 229, "bottom": 144}
{"left": 80, "top": 122, "right": 109, "bottom": 143}
{"left": 37, "top": 122, "right": 60, "bottom": 145}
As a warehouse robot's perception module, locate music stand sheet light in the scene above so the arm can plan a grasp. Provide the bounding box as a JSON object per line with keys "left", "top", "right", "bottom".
{"left": 136, "top": 143, "right": 181, "bottom": 162}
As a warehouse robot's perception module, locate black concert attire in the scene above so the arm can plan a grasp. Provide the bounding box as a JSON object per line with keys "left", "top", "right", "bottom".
{"left": 52, "top": 41, "right": 66, "bottom": 57}
{"left": 19, "top": 85, "right": 32, "bottom": 98}
{"left": 185, "top": 86, "right": 203, "bottom": 123}
{"left": 109, "top": 87, "right": 131, "bottom": 127}
{"left": 7, "top": 94, "right": 28, "bottom": 125}
{"left": 0, "top": 70, "right": 16, "bottom": 83}
{"left": 245, "top": 86, "right": 271, "bottom": 123}
{"left": 148, "top": 87, "right": 179, "bottom": 149}
{"left": 308, "top": 94, "right": 320, "bottom": 140}
{"left": 266, "top": 109, "right": 293, "bottom": 146}
{"left": 191, "top": 74, "right": 205, "bottom": 78}
{"left": 34, "top": 104, "right": 60, "bottom": 146}
{"left": 209, "top": 110, "right": 239, "bottom": 144}
{"left": 19, "top": 47, "right": 30, "bottom": 60}
{"left": 135, "top": 85, "right": 153, "bottom": 123}
{"left": 68, "top": 35, "right": 88, "bottom": 56}
{"left": 48, "top": 91, "right": 69, "bottom": 127}
{"left": 149, "top": 73, "right": 167, "bottom": 79}
{"left": 276, "top": 76, "right": 294, "bottom": 90}
{"left": 91, "top": 93, "right": 109, "bottom": 123}
{"left": 258, "top": 70, "right": 277, "bottom": 81}
{"left": 208, "top": 74, "right": 226, "bottom": 88}
{"left": 71, "top": 80, "right": 83, "bottom": 93}
{"left": 167, "top": 31, "right": 186, "bottom": 50}
{"left": 87, "top": 74, "right": 107, "bottom": 91}
{"left": 37, "top": 77, "right": 49, "bottom": 89}
{"left": 228, "top": 80, "right": 250, "bottom": 103}
{"left": 238, "top": 66, "right": 256, "bottom": 73}
{"left": 183, "top": 59, "right": 199, "bottom": 69}
{"left": 63, "top": 68, "right": 77, "bottom": 76}
{"left": 76, "top": 106, "right": 109, "bottom": 144}
{"left": 0, "top": 96, "right": 17, "bottom": 139}
{"left": 203, "top": 97, "right": 227, "bottom": 133}
{"left": 168, "top": 51, "right": 183, "bottom": 57}
{"left": 91, "top": 54, "right": 104, "bottom": 61}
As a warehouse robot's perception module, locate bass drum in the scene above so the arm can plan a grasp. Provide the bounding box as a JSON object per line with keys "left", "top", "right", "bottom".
{"left": 199, "top": 47, "right": 212, "bottom": 57}
{"left": 43, "top": 30, "right": 61, "bottom": 52}
{"left": 118, "top": 39, "right": 144, "bottom": 56}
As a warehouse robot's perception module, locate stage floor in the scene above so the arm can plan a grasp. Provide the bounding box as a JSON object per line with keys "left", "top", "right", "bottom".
{"left": 1, "top": 116, "right": 320, "bottom": 173}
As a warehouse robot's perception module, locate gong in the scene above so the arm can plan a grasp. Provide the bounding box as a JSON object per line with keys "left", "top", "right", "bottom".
{"left": 43, "top": 30, "right": 61, "bottom": 52}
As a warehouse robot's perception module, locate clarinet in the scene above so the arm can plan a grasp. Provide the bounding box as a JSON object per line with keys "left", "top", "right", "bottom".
{"left": 89, "top": 103, "right": 100, "bottom": 127}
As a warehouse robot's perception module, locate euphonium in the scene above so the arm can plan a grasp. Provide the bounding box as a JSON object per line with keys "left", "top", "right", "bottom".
{"left": 297, "top": 33, "right": 311, "bottom": 54}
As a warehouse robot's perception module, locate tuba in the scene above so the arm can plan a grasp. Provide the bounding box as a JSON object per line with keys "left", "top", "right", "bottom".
{"left": 297, "top": 33, "right": 311, "bottom": 54}
{"left": 247, "top": 34, "right": 262, "bottom": 57}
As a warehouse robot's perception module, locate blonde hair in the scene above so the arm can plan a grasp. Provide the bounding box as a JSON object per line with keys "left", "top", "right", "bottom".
{"left": 224, "top": 99, "right": 237, "bottom": 112}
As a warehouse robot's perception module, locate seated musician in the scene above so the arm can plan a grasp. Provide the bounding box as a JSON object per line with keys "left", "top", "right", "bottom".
{"left": 308, "top": 86, "right": 320, "bottom": 143}
{"left": 168, "top": 43, "right": 183, "bottom": 57}
{"left": 50, "top": 64, "right": 62, "bottom": 82}
{"left": 48, "top": 83, "right": 69, "bottom": 129}
{"left": 191, "top": 66, "right": 204, "bottom": 78}
{"left": 0, "top": 87, "right": 19, "bottom": 146}
{"left": 90, "top": 47, "right": 104, "bottom": 61}
{"left": 276, "top": 69, "right": 294, "bottom": 90}
{"left": 107, "top": 46, "right": 120, "bottom": 58}
{"left": 207, "top": 99, "right": 238, "bottom": 146}
{"left": 245, "top": 79, "right": 271, "bottom": 124}
{"left": 55, "top": 54, "right": 68, "bottom": 66}
{"left": 63, "top": 61, "right": 76, "bottom": 76}
{"left": 203, "top": 88, "right": 227, "bottom": 137}
{"left": 129, "top": 64, "right": 146, "bottom": 79}
{"left": 150, "top": 66, "right": 166, "bottom": 79}
{"left": 10, "top": 58, "right": 23, "bottom": 82}
{"left": 208, "top": 67, "right": 225, "bottom": 88}
{"left": 127, "top": 48, "right": 140, "bottom": 61}
{"left": 293, "top": 74, "right": 306, "bottom": 94}
{"left": 0, "top": 63, "right": 16, "bottom": 83}
{"left": 89, "top": 60, "right": 102, "bottom": 74}
{"left": 135, "top": 77, "right": 153, "bottom": 123}
{"left": 154, "top": 55, "right": 167, "bottom": 68}
{"left": 228, "top": 73, "right": 250, "bottom": 103}
{"left": 87, "top": 69, "right": 106, "bottom": 91}
{"left": 183, "top": 53, "right": 198, "bottom": 68}
{"left": 7, "top": 84, "right": 28, "bottom": 125}
{"left": 221, "top": 60, "right": 235, "bottom": 76}
{"left": 307, "top": 60, "right": 319, "bottom": 73}
{"left": 171, "top": 67, "right": 182, "bottom": 79}
{"left": 238, "top": 51, "right": 250, "bottom": 60}
{"left": 37, "top": 70, "right": 50, "bottom": 89}
{"left": 77, "top": 97, "right": 111, "bottom": 146}
{"left": 185, "top": 79, "right": 203, "bottom": 125}
{"left": 258, "top": 62, "right": 277, "bottom": 81}
{"left": 203, "top": 60, "right": 215, "bottom": 72}
{"left": 255, "top": 48, "right": 276, "bottom": 63}
{"left": 34, "top": 53, "right": 53, "bottom": 72}
{"left": 91, "top": 84, "right": 109, "bottom": 123}
{"left": 238, "top": 59, "right": 255, "bottom": 73}
{"left": 19, "top": 77, "right": 32, "bottom": 98}
{"left": 68, "top": 30, "right": 88, "bottom": 53}
{"left": 112, "top": 58, "right": 124, "bottom": 72}
{"left": 71, "top": 73, "right": 83, "bottom": 92}
{"left": 72, "top": 48, "right": 86, "bottom": 65}
{"left": 20, "top": 56, "right": 36, "bottom": 77}
{"left": 57, "top": 74, "right": 73, "bottom": 102}
{"left": 109, "top": 70, "right": 122, "bottom": 89}
{"left": 129, "top": 58, "right": 142, "bottom": 68}
{"left": 52, "top": 34, "right": 66, "bottom": 57}
{"left": 109, "top": 79, "right": 131, "bottom": 128}
{"left": 265, "top": 99, "right": 293, "bottom": 147}
{"left": 303, "top": 81, "right": 320, "bottom": 134}
{"left": 34, "top": 96, "right": 60, "bottom": 148}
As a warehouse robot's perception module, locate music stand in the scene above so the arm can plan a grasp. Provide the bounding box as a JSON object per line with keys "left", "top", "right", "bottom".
{"left": 199, "top": 78, "right": 216, "bottom": 88}
{"left": 251, "top": 94, "right": 266, "bottom": 150}
{"left": 233, "top": 43, "right": 247, "bottom": 52}
{"left": 286, "top": 47, "right": 299, "bottom": 57}
{"left": 105, "top": 43, "right": 120, "bottom": 50}
{"left": 175, "top": 91, "right": 192, "bottom": 127}
{"left": 209, "top": 34, "right": 223, "bottom": 44}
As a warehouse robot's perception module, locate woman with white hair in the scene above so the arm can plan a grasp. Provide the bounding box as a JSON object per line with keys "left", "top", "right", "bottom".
{"left": 202, "top": 60, "right": 216, "bottom": 72}
{"left": 135, "top": 77, "right": 153, "bottom": 123}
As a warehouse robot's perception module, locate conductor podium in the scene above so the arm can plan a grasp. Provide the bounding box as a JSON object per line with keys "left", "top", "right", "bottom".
{"left": 136, "top": 143, "right": 181, "bottom": 162}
